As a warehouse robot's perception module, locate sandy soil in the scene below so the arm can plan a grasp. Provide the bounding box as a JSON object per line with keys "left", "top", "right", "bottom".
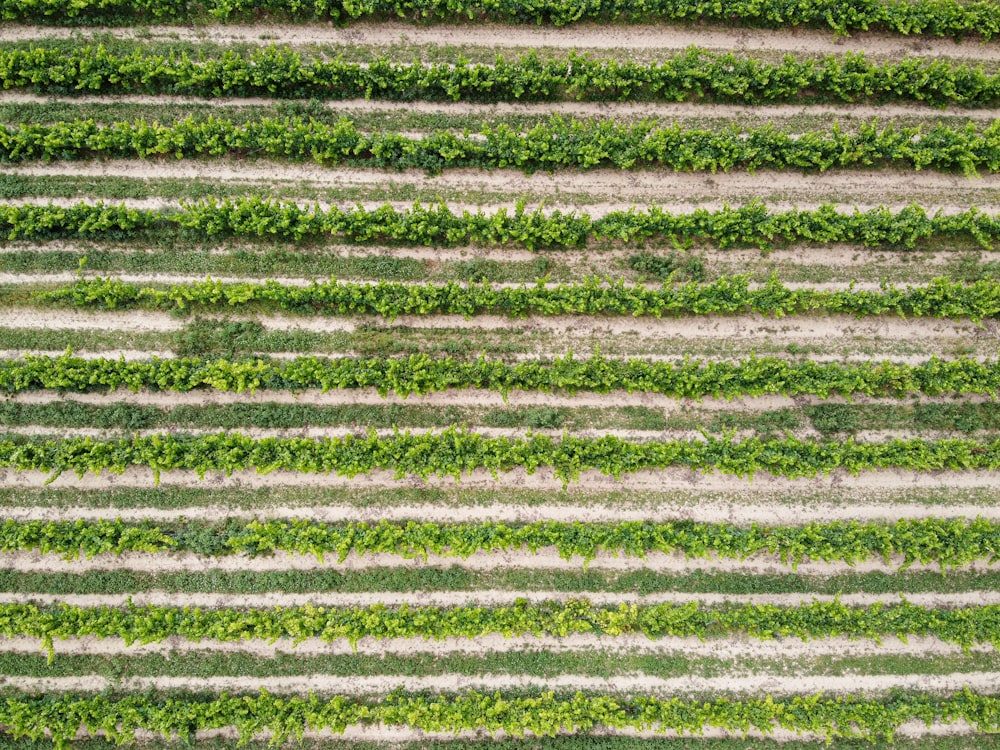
{"left": 4, "top": 91, "right": 999, "bottom": 121}
{"left": 5, "top": 466, "right": 1000, "bottom": 499}
{"left": 8, "top": 163, "right": 1000, "bottom": 207}
{"left": 3, "top": 22, "right": 997, "bottom": 61}
{"left": 6, "top": 633, "right": 989, "bottom": 658}
{"left": 5, "top": 671, "right": 999, "bottom": 697}
{"left": 9, "top": 195, "right": 999, "bottom": 218}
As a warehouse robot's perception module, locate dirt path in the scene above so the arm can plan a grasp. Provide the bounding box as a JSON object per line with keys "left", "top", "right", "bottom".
{"left": 0, "top": 468, "right": 1000, "bottom": 526}
{"left": 7, "top": 633, "right": 990, "bottom": 658}
{"left": 2, "top": 496, "right": 993, "bottom": 524}
{"left": 8, "top": 194, "right": 999, "bottom": 218}
{"left": 6, "top": 672, "right": 999, "bottom": 697}
{"left": 1, "top": 545, "right": 989, "bottom": 576}
{"left": 6, "top": 305, "right": 987, "bottom": 340}
{"left": 32, "top": 720, "right": 984, "bottom": 744}
{"left": 3, "top": 23, "right": 997, "bottom": 61}
{"left": 4, "top": 91, "right": 998, "bottom": 122}
{"left": 7, "top": 589, "right": 997, "bottom": 607}
{"left": 8, "top": 387, "right": 994, "bottom": 411}
{"left": 8, "top": 163, "right": 1000, "bottom": 207}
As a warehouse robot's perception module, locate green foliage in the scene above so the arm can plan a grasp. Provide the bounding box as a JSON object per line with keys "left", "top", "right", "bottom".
{"left": 35, "top": 275, "right": 1000, "bottom": 321}
{"left": 10, "top": 599, "right": 1000, "bottom": 657}
{"left": 4, "top": 351, "right": 1000, "bottom": 400}
{"left": 0, "top": 0, "right": 994, "bottom": 36}
{"left": 5, "top": 516, "right": 999, "bottom": 570}
{"left": 4, "top": 199, "right": 998, "bottom": 250}
{"left": 4, "top": 46, "right": 1000, "bottom": 106}
{"left": 0, "top": 430, "right": 998, "bottom": 484}
{"left": 3, "top": 116, "right": 1000, "bottom": 177}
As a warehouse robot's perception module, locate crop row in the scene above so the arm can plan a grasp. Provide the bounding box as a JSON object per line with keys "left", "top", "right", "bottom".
{"left": 6, "top": 352, "right": 1000, "bottom": 399}
{"left": 4, "top": 117, "right": 1000, "bottom": 176}
{"left": 7, "top": 690, "right": 1000, "bottom": 747}
{"left": 4, "top": 200, "right": 1000, "bottom": 250}
{"left": 1, "top": 0, "right": 993, "bottom": 36}
{"left": 9, "top": 599, "right": 1000, "bottom": 653}
{"left": 6, "top": 517, "right": 998, "bottom": 569}
{"left": 40, "top": 275, "right": 1000, "bottom": 321}
{"left": 2, "top": 431, "right": 999, "bottom": 482}
{"left": 8, "top": 46, "right": 1000, "bottom": 107}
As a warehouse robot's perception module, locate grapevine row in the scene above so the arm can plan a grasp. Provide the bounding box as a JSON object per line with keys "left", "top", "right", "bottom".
{"left": 4, "top": 199, "right": 999, "bottom": 249}
{"left": 41, "top": 275, "right": 1000, "bottom": 321}
{"left": 1, "top": 0, "right": 993, "bottom": 36}
{"left": 7, "top": 690, "right": 1000, "bottom": 747}
{"left": 5, "top": 352, "right": 999, "bottom": 399}
{"left": 6, "top": 517, "right": 998, "bottom": 569}
{"left": 4, "top": 116, "right": 999, "bottom": 176}
{"left": 2, "top": 431, "right": 998, "bottom": 482}
{"left": 7, "top": 46, "right": 1000, "bottom": 108}
{"left": 9, "top": 599, "right": 1000, "bottom": 653}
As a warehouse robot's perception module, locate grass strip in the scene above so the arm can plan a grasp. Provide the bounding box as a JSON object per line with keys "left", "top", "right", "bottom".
{"left": 3, "top": 568, "right": 1000, "bottom": 596}
{"left": 2, "top": 649, "right": 1000, "bottom": 680}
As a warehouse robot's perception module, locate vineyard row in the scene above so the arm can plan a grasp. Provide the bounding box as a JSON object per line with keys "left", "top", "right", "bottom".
{"left": 4, "top": 199, "right": 999, "bottom": 249}
{"left": 40, "top": 275, "right": 1000, "bottom": 321}
{"left": 4, "top": 516, "right": 998, "bottom": 569}
{"left": 4, "top": 117, "right": 1000, "bottom": 175}
{"left": 1, "top": 0, "right": 994, "bottom": 36}
{"left": 9, "top": 599, "right": 1000, "bottom": 653}
{"left": 2, "top": 430, "right": 1000, "bottom": 481}
{"left": 7, "top": 46, "right": 1000, "bottom": 107}
{"left": 6, "top": 352, "right": 999, "bottom": 398}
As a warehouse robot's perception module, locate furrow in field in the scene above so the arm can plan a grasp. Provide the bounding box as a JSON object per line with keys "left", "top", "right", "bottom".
{"left": 6, "top": 306, "right": 990, "bottom": 341}
{"left": 8, "top": 388, "right": 995, "bottom": 411}
{"left": 0, "top": 271, "right": 896, "bottom": 292}
{"left": 4, "top": 241, "right": 985, "bottom": 269}
{"left": 6, "top": 633, "right": 992, "bottom": 658}
{"left": 4, "top": 23, "right": 997, "bottom": 61}
{"left": 5, "top": 466, "right": 1000, "bottom": 494}
{"left": 0, "top": 547, "right": 989, "bottom": 576}
{"left": 8, "top": 195, "right": 998, "bottom": 217}
{"left": 7, "top": 163, "right": 1000, "bottom": 207}
{"left": 8, "top": 424, "right": 1000, "bottom": 445}
{"left": 3, "top": 497, "right": 996, "bottom": 524}
{"left": 5, "top": 672, "right": 1000, "bottom": 696}
{"left": 25, "top": 721, "right": 984, "bottom": 743}
{"left": 5, "top": 349, "right": 978, "bottom": 365}
{"left": 4, "top": 92, "right": 999, "bottom": 122}
{"left": 6, "top": 589, "right": 998, "bottom": 607}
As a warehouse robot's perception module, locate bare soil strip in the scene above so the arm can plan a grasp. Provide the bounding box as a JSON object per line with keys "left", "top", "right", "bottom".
{"left": 29, "top": 720, "right": 983, "bottom": 743}
{"left": 8, "top": 163, "right": 1000, "bottom": 207}
{"left": 4, "top": 91, "right": 999, "bottom": 122}
{"left": 1, "top": 546, "right": 989, "bottom": 576}
{"left": 9, "top": 388, "right": 995, "bottom": 411}
{"left": 4, "top": 348, "right": 975, "bottom": 365}
{"left": 6, "top": 306, "right": 988, "bottom": 341}
{"left": 9, "top": 195, "right": 998, "bottom": 217}
{"left": 6, "top": 633, "right": 990, "bottom": 659}
{"left": 0, "top": 465, "right": 996, "bottom": 495}
{"left": 5, "top": 467, "right": 1000, "bottom": 507}
{"left": 3, "top": 588, "right": 997, "bottom": 608}
{"left": 0, "top": 271, "right": 893, "bottom": 292}
{"left": 3, "top": 23, "right": 997, "bottom": 61}
{"left": 2, "top": 498, "right": 993, "bottom": 525}
{"left": 5, "top": 672, "right": 1000, "bottom": 697}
